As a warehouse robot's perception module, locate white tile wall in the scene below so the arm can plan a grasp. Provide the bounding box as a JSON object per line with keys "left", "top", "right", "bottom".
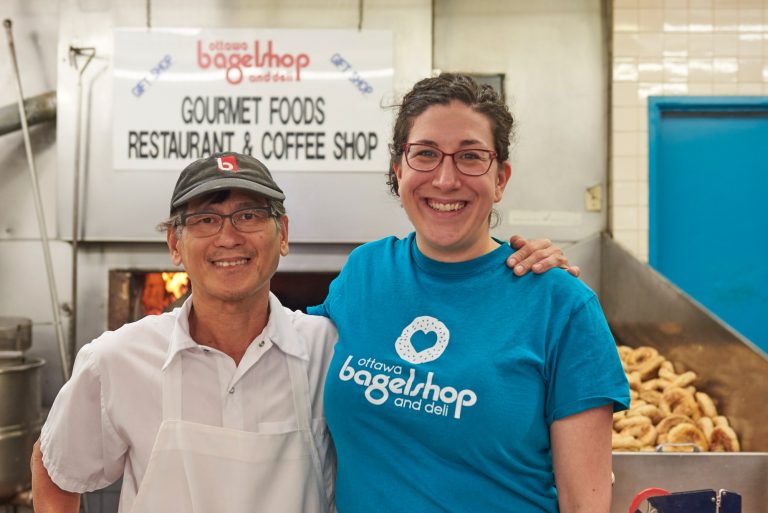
{"left": 611, "top": 0, "right": 768, "bottom": 261}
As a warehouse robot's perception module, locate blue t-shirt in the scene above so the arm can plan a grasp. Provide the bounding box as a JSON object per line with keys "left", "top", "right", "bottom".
{"left": 309, "top": 234, "right": 629, "bottom": 513}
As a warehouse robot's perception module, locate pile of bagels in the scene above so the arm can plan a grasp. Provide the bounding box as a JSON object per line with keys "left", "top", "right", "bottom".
{"left": 613, "top": 345, "right": 740, "bottom": 452}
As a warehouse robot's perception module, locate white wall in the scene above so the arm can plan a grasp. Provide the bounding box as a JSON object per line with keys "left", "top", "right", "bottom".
{"left": 437, "top": 0, "right": 609, "bottom": 242}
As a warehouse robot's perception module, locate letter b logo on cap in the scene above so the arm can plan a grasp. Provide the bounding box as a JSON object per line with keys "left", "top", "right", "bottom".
{"left": 217, "top": 155, "right": 238, "bottom": 172}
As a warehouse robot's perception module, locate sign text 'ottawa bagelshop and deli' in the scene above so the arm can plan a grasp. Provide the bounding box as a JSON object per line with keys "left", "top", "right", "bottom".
{"left": 113, "top": 29, "right": 393, "bottom": 172}
{"left": 197, "top": 40, "right": 310, "bottom": 85}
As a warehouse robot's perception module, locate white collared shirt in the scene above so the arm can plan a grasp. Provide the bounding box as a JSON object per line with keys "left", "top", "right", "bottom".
{"left": 40, "top": 293, "right": 338, "bottom": 512}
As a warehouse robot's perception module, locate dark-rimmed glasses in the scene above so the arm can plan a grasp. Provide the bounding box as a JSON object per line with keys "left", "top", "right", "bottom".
{"left": 403, "top": 143, "right": 498, "bottom": 176}
{"left": 179, "top": 206, "right": 273, "bottom": 237}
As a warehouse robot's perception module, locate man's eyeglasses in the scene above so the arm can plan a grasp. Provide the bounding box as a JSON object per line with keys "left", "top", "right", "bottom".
{"left": 403, "top": 143, "right": 498, "bottom": 176}
{"left": 179, "top": 207, "right": 274, "bottom": 237}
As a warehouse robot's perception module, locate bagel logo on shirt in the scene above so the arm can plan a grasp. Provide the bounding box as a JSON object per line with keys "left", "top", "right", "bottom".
{"left": 337, "top": 315, "right": 477, "bottom": 420}
{"left": 395, "top": 316, "right": 449, "bottom": 364}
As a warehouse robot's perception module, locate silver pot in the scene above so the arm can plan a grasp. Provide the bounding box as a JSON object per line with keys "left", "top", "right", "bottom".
{"left": 0, "top": 357, "right": 44, "bottom": 429}
{"left": 0, "top": 424, "right": 42, "bottom": 502}
{"left": 0, "top": 357, "right": 45, "bottom": 502}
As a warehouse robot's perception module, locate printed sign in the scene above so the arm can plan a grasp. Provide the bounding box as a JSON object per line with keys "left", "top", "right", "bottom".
{"left": 112, "top": 28, "right": 393, "bottom": 171}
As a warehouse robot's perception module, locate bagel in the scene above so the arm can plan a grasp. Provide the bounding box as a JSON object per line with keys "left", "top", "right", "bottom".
{"left": 627, "top": 371, "right": 642, "bottom": 390}
{"left": 710, "top": 426, "right": 740, "bottom": 452}
{"left": 635, "top": 355, "right": 665, "bottom": 381}
{"left": 695, "top": 391, "right": 718, "bottom": 418}
{"left": 615, "top": 415, "right": 652, "bottom": 431}
{"left": 617, "top": 345, "right": 635, "bottom": 365}
{"left": 656, "top": 414, "right": 694, "bottom": 436}
{"left": 612, "top": 432, "right": 641, "bottom": 451}
{"left": 671, "top": 371, "right": 697, "bottom": 388}
{"left": 698, "top": 417, "right": 714, "bottom": 440}
{"left": 638, "top": 389, "right": 662, "bottom": 406}
{"left": 714, "top": 416, "right": 730, "bottom": 429}
{"left": 641, "top": 378, "right": 672, "bottom": 392}
{"left": 625, "top": 347, "right": 665, "bottom": 379}
{"left": 626, "top": 346, "right": 658, "bottom": 366}
{"left": 628, "top": 404, "right": 665, "bottom": 425}
{"left": 621, "top": 422, "right": 657, "bottom": 447}
{"left": 667, "top": 423, "right": 709, "bottom": 452}
{"left": 661, "top": 387, "right": 701, "bottom": 420}
{"left": 659, "top": 365, "right": 677, "bottom": 382}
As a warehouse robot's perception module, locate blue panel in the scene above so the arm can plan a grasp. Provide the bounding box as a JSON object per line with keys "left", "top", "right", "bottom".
{"left": 649, "top": 97, "right": 768, "bottom": 352}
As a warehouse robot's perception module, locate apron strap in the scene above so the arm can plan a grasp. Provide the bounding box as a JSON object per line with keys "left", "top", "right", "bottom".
{"left": 286, "top": 352, "right": 329, "bottom": 513}
{"left": 162, "top": 353, "right": 183, "bottom": 421}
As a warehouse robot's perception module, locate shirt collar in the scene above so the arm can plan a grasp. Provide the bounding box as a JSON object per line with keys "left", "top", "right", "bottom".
{"left": 162, "top": 297, "right": 197, "bottom": 370}
{"left": 264, "top": 292, "right": 309, "bottom": 361}
{"left": 162, "top": 292, "right": 308, "bottom": 370}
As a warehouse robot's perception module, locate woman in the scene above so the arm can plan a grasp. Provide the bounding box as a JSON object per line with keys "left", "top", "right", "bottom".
{"left": 310, "top": 73, "right": 629, "bottom": 512}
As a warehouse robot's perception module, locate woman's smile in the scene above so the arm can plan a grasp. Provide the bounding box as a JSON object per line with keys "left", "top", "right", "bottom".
{"left": 425, "top": 199, "right": 467, "bottom": 213}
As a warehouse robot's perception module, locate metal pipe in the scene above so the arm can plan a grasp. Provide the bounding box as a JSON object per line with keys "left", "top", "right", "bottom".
{"left": 68, "top": 46, "right": 95, "bottom": 376}
{"left": 3, "top": 19, "right": 70, "bottom": 382}
{"left": 430, "top": 0, "right": 435, "bottom": 71}
{"left": 0, "top": 91, "right": 56, "bottom": 136}
{"left": 78, "top": 64, "right": 107, "bottom": 258}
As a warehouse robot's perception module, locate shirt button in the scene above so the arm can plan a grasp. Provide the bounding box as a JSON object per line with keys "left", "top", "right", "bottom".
{"left": 229, "top": 387, "right": 235, "bottom": 394}
{"left": 258, "top": 340, "right": 265, "bottom": 347}
{"left": 203, "top": 348, "right": 210, "bottom": 353}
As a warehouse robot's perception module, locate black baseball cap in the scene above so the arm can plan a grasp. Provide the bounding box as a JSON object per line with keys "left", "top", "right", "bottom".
{"left": 171, "top": 152, "right": 285, "bottom": 210}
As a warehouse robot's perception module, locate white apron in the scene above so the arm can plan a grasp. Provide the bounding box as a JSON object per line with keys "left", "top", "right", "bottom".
{"left": 130, "top": 351, "right": 329, "bottom": 513}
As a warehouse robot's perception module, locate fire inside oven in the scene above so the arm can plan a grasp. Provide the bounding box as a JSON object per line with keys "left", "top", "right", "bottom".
{"left": 107, "top": 270, "right": 337, "bottom": 329}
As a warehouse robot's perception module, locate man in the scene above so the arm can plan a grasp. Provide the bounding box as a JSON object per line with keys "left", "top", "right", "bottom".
{"left": 32, "top": 153, "right": 336, "bottom": 513}
{"left": 31, "top": 152, "right": 574, "bottom": 513}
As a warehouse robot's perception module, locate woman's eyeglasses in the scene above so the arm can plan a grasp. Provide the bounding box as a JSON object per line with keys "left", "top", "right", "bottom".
{"left": 403, "top": 143, "right": 497, "bottom": 176}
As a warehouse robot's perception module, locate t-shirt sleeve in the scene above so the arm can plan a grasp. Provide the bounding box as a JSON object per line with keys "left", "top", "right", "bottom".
{"left": 39, "top": 344, "right": 127, "bottom": 493}
{"left": 306, "top": 258, "right": 349, "bottom": 320}
{"left": 306, "top": 300, "right": 330, "bottom": 318}
{"left": 545, "top": 295, "right": 630, "bottom": 424}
